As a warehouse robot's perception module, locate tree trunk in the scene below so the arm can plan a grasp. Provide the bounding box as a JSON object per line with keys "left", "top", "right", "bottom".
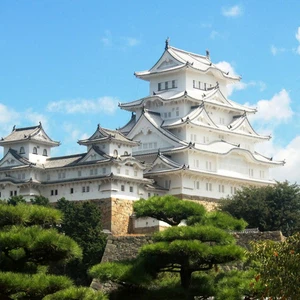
{"left": 180, "top": 268, "right": 192, "bottom": 290}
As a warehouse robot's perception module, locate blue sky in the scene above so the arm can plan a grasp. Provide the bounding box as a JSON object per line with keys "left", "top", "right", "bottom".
{"left": 0, "top": 1, "right": 299, "bottom": 183}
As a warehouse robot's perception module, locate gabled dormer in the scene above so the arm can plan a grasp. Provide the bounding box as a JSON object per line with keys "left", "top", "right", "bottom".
{"left": 134, "top": 40, "right": 240, "bottom": 98}
{"left": 0, "top": 123, "right": 60, "bottom": 164}
{"left": 78, "top": 124, "right": 138, "bottom": 157}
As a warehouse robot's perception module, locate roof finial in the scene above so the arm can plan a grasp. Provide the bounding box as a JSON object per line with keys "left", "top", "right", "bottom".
{"left": 97, "top": 123, "right": 100, "bottom": 130}
{"left": 12, "top": 125, "right": 16, "bottom": 132}
{"left": 206, "top": 49, "right": 210, "bottom": 60}
{"left": 165, "top": 37, "right": 170, "bottom": 50}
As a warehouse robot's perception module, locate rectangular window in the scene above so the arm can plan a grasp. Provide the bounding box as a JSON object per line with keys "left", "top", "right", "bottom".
{"left": 195, "top": 181, "right": 200, "bottom": 189}
{"left": 90, "top": 169, "right": 93, "bottom": 175}
{"left": 158, "top": 82, "right": 161, "bottom": 91}
{"left": 121, "top": 185, "right": 125, "bottom": 191}
{"left": 117, "top": 168, "right": 121, "bottom": 174}
{"left": 165, "top": 81, "right": 168, "bottom": 90}
{"left": 260, "top": 170, "right": 265, "bottom": 178}
{"left": 78, "top": 170, "right": 81, "bottom": 177}
{"left": 204, "top": 83, "right": 207, "bottom": 90}
{"left": 176, "top": 107, "right": 179, "bottom": 116}
{"left": 219, "top": 184, "right": 225, "bottom": 193}
{"left": 164, "top": 112, "right": 167, "bottom": 118}
{"left": 55, "top": 190, "right": 58, "bottom": 195}
{"left": 206, "top": 161, "right": 212, "bottom": 171}
{"left": 10, "top": 191, "right": 13, "bottom": 196}
{"left": 231, "top": 187, "right": 237, "bottom": 194}
{"left": 206, "top": 183, "right": 212, "bottom": 191}
{"left": 249, "top": 168, "right": 254, "bottom": 177}
{"left": 130, "top": 186, "right": 133, "bottom": 193}
{"left": 172, "top": 80, "right": 176, "bottom": 88}
{"left": 14, "top": 191, "right": 17, "bottom": 196}
{"left": 51, "top": 190, "right": 54, "bottom": 196}
{"left": 86, "top": 186, "right": 90, "bottom": 192}
{"left": 193, "top": 80, "right": 196, "bottom": 88}
{"left": 82, "top": 186, "right": 86, "bottom": 193}
{"left": 102, "top": 168, "right": 106, "bottom": 175}
{"left": 70, "top": 188, "right": 74, "bottom": 194}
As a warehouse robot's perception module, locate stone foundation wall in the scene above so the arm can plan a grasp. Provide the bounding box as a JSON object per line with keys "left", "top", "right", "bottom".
{"left": 111, "top": 198, "right": 134, "bottom": 235}
{"left": 94, "top": 198, "right": 135, "bottom": 235}
{"left": 100, "top": 231, "right": 284, "bottom": 263}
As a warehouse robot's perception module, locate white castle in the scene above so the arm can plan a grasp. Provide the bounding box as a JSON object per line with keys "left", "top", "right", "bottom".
{"left": 0, "top": 41, "right": 284, "bottom": 233}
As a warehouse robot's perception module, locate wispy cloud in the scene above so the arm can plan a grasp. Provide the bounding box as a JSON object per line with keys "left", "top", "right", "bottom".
{"left": 101, "top": 30, "right": 140, "bottom": 48}
{"left": 210, "top": 30, "right": 219, "bottom": 39}
{"left": 295, "top": 27, "right": 300, "bottom": 54}
{"left": 221, "top": 5, "right": 243, "bottom": 17}
{"left": 47, "top": 97, "right": 119, "bottom": 115}
{"left": 270, "top": 45, "right": 287, "bottom": 56}
{"left": 101, "top": 30, "right": 113, "bottom": 46}
{"left": 123, "top": 37, "right": 140, "bottom": 47}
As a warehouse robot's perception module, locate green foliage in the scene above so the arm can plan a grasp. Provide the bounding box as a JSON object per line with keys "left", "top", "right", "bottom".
{"left": 198, "top": 211, "right": 248, "bottom": 231}
{"left": 221, "top": 181, "right": 300, "bottom": 236}
{"left": 0, "top": 202, "right": 108, "bottom": 299}
{"left": 55, "top": 198, "right": 107, "bottom": 285}
{"left": 0, "top": 272, "right": 73, "bottom": 300}
{"left": 153, "top": 225, "right": 235, "bottom": 244}
{"left": 249, "top": 232, "right": 300, "bottom": 299}
{"left": 89, "top": 259, "right": 152, "bottom": 287}
{"left": 7, "top": 195, "right": 26, "bottom": 206}
{"left": 133, "top": 195, "right": 206, "bottom": 226}
{"left": 92, "top": 195, "right": 247, "bottom": 297}
{"left": 213, "top": 269, "right": 261, "bottom": 300}
{"left": 43, "top": 286, "right": 108, "bottom": 300}
{"left": 31, "top": 195, "right": 51, "bottom": 207}
{"left": 0, "top": 203, "right": 62, "bottom": 229}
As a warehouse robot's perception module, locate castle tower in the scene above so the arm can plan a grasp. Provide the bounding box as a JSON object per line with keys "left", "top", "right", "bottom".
{"left": 119, "top": 41, "right": 284, "bottom": 200}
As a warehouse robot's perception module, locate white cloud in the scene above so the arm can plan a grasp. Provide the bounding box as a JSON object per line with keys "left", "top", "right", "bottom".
{"left": 215, "top": 61, "right": 266, "bottom": 96}
{"left": 24, "top": 109, "right": 49, "bottom": 130}
{"left": 296, "top": 27, "right": 300, "bottom": 42}
{"left": 271, "top": 136, "right": 300, "bottom": 183}
{"left": 221, "top": 5, "right": 243, "bottom": 17}
{"left": 0, "top": 103, "right": 19, "bottom": 124}
{"left": 247, "top": 89, "right": 293, "bottom": 126}
{"left": 47, "top": 96, "right": 119, "bottom": 115}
